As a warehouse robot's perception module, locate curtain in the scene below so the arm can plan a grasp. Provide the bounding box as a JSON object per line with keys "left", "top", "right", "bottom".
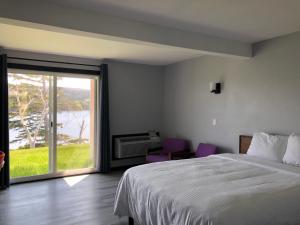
{"left": 0, "top": 54, "right": 9, "bottom": 189}
{"left": 99, "top": 64, "right": 110, "bottom": 173}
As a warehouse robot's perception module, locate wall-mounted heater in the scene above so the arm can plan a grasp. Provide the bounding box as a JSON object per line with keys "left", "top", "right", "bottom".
{"left": 113, "top": 132, "right": 161, "bottom": 159}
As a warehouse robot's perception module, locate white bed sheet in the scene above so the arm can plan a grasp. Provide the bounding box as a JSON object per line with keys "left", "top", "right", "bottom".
{"left": 114, "top": 154, "right": 300, "bottom": 225}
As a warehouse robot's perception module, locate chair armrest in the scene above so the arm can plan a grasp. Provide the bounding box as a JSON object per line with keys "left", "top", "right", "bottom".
{"left": 146, "top": 147, "right": 162, "bottom": 156}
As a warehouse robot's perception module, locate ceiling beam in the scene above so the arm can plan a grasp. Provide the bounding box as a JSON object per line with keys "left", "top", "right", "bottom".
{"left": 0, "top": 0, "right": 252, "bottom": 58}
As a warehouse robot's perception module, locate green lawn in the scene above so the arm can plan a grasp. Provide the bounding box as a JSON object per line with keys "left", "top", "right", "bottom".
{"left": 10, "top": 144, "right": 93, "bottom": 178}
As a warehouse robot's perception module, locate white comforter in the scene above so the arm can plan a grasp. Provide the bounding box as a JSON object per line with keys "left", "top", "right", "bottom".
{"left": 114, "top": 154, "right": 300, "bottom": 225}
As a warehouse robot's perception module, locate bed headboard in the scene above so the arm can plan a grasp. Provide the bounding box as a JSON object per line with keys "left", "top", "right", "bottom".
{"left": 239, "top": 135, "right": 253, "bottom": 154}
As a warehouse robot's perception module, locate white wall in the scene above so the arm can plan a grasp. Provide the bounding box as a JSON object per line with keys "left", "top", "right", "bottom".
{"left": 0, "top": 0, "right": 251, "bottom": 58}
{"left": 162, "top": 31, "right": 300, "bottom": 153}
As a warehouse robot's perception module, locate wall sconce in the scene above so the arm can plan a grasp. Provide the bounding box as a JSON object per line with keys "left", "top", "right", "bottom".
{"left": 210, "top": 82, "right": 221, "bottom": 94}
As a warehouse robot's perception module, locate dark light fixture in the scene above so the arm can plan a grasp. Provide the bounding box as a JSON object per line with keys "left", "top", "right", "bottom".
{"left": 210, "top": 82, "right": 221, "bottom": 94}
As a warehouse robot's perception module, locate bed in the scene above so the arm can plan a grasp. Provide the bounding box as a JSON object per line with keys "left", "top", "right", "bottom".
{"left": 114, "top": 136, "right": 300, "bottom": 225}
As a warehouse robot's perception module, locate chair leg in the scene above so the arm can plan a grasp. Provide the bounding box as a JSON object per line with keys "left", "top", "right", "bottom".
{"left": 129, "top": 217, "right": 134, "bottom": 225}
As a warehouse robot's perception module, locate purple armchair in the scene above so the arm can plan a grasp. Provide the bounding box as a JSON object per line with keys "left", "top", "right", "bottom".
{"left": 146, "top": 138, "right": 189, "bottom": 163}
{"left": 194, "top": 143, "right": 217, "bottom": 158}
{"left": 170, "top": 143, "right": 217, "bottom": 159}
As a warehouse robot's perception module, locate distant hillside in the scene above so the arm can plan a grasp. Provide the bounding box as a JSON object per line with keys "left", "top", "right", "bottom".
{"left": 58, "top": 87, "right": 90, "bottom": 101}
{"left": 57, "top": 87, "right": 90, "bottom": 111}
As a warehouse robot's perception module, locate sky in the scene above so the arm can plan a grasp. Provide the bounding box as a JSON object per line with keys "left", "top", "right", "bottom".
{"left": 57, "top": 77, "right": 92, "bottom": 90}
{"left": 8, "top": 73, "right": 94, "bottom": 90}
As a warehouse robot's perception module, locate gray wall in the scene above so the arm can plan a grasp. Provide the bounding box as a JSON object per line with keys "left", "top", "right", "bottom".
{"left": 107, "top": 60, "right": 163, "bottom": 167}
{"left": 107, "top": 60, "right": 163, "bottom": 136}
{"left": 162, "top": 31, "right": 300, "bottom": 153}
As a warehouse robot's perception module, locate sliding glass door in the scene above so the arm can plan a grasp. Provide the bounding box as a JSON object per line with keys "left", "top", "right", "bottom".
{"left": 8, "top": 73, "right": 51, "bottom": 178}
{"left": 8, "top": 70, "right": 98, "bottom": 182}
{"left": 56, "top": 76, "right": 96, "bottom": 172}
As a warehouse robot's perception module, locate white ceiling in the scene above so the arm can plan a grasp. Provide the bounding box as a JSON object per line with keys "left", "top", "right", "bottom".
{"left": 0, "top": 22, "right": 203, "bottom": 65}
{"left": 50, "top": 0, "right": 300, "bottom": 43}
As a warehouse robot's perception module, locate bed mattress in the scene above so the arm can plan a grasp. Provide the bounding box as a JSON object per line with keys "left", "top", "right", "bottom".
{"left": 114, "top": 154, "right": 300, "bottom": 225}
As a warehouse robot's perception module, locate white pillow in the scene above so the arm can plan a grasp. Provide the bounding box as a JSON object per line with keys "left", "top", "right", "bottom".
{"left": 247, "top": 132, "right": 288, "bottom": 162}
{"left": 283, "top": 134, "right": 300, "bottom": 166}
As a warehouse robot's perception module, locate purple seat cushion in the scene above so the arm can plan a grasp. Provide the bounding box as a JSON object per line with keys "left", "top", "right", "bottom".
{"left": 146, "top": 154, "right": 169, "bottom": 163}
{"left": 195, "top": 143, "right": 217, "bottom": 158}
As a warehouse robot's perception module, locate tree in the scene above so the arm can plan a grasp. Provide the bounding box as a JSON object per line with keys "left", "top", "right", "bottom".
{"left": 9, "top": 73, "right": 49, "bottom": 149}
{"left": 9, "top": 74, "right": 91, "bottom": 149}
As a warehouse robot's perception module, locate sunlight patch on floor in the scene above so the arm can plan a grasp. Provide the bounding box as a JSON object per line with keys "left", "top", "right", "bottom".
{"left": 63, "top": 174, "right": 89, "bottom": 187}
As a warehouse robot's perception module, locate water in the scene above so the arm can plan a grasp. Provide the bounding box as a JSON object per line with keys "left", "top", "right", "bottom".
{"left": 10, "top": 110, "right": 90, "bottom": 150}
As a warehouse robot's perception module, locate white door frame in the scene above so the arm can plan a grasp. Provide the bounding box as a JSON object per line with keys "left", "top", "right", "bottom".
{"left": 10, "top": 71, "right": 99, "bottom": 184}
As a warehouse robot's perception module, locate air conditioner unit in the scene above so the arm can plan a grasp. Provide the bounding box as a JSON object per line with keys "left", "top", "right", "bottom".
{"left": 114, "top": 134, "right": 161, "bottom": 159}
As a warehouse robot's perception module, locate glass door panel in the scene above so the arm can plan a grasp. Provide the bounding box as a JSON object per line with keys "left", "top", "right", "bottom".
{"left": 8, "top": 72, "right": 51, "bottom": 178}
{"left": 8, "top": 70, "right": 98, "bottom": 182}
{"left": 56, "top": 76, "right": 96, "bottom": 171}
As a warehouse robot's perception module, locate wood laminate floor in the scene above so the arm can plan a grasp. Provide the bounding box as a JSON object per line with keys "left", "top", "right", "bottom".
{"left": 0, "top": 171, "right": 129, "bottom": 225}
